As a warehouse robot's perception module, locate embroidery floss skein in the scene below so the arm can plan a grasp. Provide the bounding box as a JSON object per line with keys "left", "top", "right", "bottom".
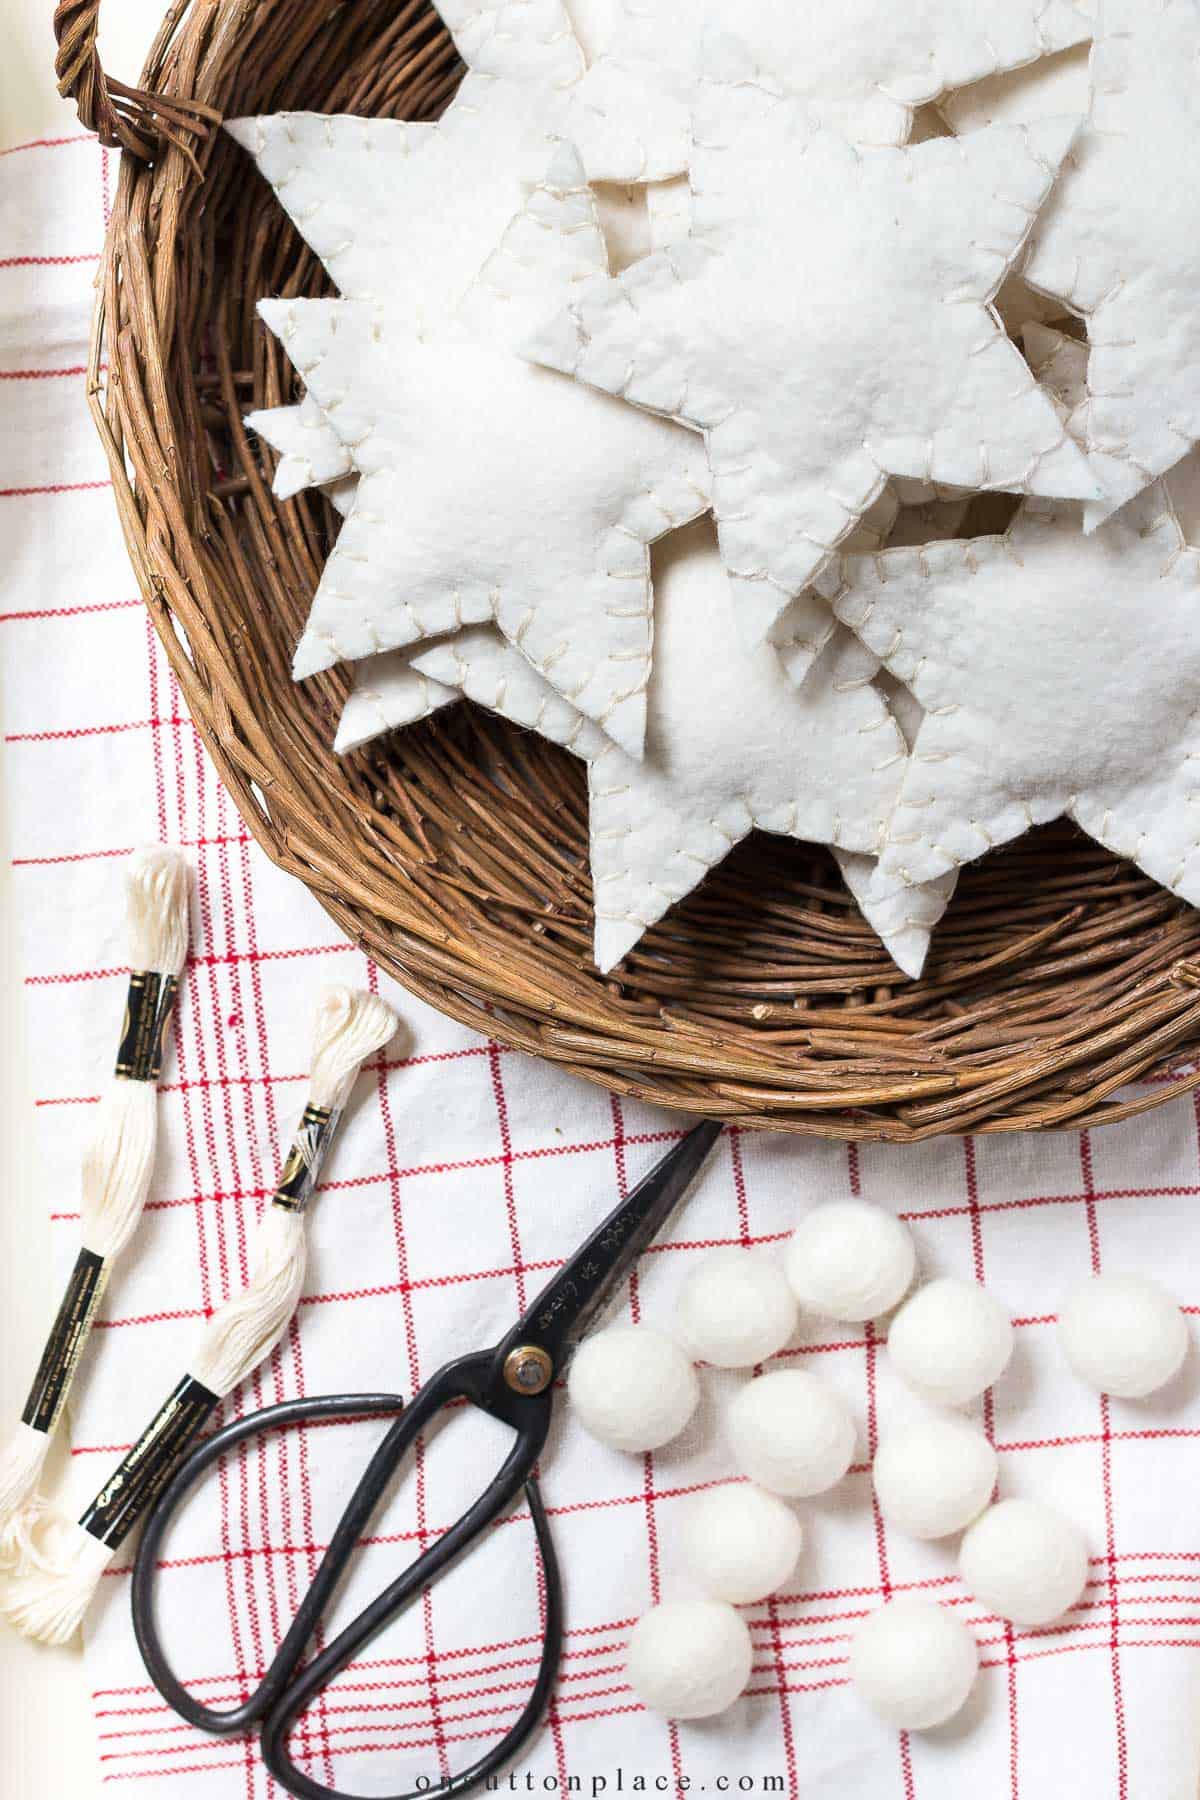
{"left": 0, "top": 847, "right": 190, "bottom": 1566}
{"left": 0, "top": 984, "right": 397, "bottom": 1645}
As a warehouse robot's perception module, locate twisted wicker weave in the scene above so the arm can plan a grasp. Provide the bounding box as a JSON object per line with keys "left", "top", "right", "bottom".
{"left": 55, "top": 0, "right": 1200, "bottom": 1140}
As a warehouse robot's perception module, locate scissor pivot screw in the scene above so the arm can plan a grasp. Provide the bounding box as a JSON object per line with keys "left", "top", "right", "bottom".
{"left": 504, "top": 1346, "right": 553, "bottom": 1395}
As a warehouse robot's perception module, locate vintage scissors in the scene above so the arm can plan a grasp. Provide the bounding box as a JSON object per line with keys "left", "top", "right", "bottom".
{"left": 131, "top": 1120, "right": 721, "bottom": 1800}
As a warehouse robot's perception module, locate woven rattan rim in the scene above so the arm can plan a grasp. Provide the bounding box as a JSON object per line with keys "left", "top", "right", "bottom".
{"left": 59, "top": 0, "right": 1200, "bottom": 1140}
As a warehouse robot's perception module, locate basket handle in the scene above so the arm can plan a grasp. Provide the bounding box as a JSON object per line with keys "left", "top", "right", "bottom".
{"left": 53, "top": 0, "right": 219, "bottom": 163}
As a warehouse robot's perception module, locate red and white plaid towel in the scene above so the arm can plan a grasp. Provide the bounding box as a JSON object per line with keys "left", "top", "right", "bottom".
{"left": 4, "top": 133, "right": 1200, "bottom": 1800}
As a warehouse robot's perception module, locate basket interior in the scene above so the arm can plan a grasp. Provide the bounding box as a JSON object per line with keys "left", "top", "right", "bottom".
{"left": 97, "top": 0, "right": 1200, "bottom": 1139}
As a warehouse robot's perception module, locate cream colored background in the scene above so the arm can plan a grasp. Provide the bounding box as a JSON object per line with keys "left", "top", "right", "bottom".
{"left": 0, "top": 8, "right": 161, "bottom": 1795}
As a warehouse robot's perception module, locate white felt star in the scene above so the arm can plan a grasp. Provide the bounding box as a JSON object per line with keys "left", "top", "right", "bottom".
{"left": 226, "top": 63, "right": 567, "bottom": 327}
{"left": 337, "top": 655, "right": 460, "bottom": 753}
{"left": 833, "top": 675, "right": 958, "bottom": 980}
{"left": 532, "top": 75, "right": 1099, "bottom": 649}
{"left": 340, "top": 520, "right": 907, "bottom": 971}
{"left": 1028, "top": 321, "right": 1200, "bottom": 545}
{"left": 435, "top": 0, "right": 586, "bottom": 88}
{"left": 765, "top": 485, "right": 972, "bottom": 687}
{"left": 245, "top": 395, "right": 354, "bottom": 503}
{"left": 934, "top": 43, "right": 1094, "bottom": 342}
{"left": 227, "top": 2, "right": 587, "bottom": 515}
{"left": 825, "top": 489, "right": 1200, "bottom": 908}
{"left": 558, "top": 0, "right": 1092, "bottom": 180}
{"left": 257, "top": 148, "right": 709, "bottom": 757}
{"left": 564, "top": 0, "right": 623, "bottom": 59}
{"left": 233, "top": 80, "right": 663, "bottom": 516}
{"left": 938, "top": 38, "right": 1091, "bottom": 135}
{"left": 1024, "top": 0, "right": 1200, "bottom": 523}
{"left": 338, "top": 630, "right": 950, "bottom": 977}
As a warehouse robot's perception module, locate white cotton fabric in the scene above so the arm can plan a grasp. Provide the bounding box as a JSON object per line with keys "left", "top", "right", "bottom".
{"left": 531, "top": 82, "right": 1099, "bottom": 649}
{"left": 13, "top": 125, "right": 1200, "bottom": 1800}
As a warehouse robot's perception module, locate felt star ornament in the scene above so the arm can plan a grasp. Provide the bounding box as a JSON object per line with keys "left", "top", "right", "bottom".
{"left": 336, "top": 654, "right": 460, "bottom": 754}
{"left": 559, "top": 0, "right": 1092, "bottom": 180}
{"left": 245, "top": 396, "right": 354, "bottom": 504}
{"left": 833, "top": 675, "right": 958, "bottom": 980}
{"left": 564, "top": 0, "right": 624, "bottom": 60}
{"left": 338, "top": 633, "right": 953, "bottom": 978}
{"left": 1027, "top": 321, "right": 1200, "bottom": 543}
{"left": 227, "top": 0, "right": 587, "bottom": 511}
{"left": 436, "top": 0, "right": 586, "bottom": 88}
{"left": 825, "top": 490, "right": 1200, "bottom": 907}
{"left": 339, "top": 520, "right": 908, "bottom": 972}
{"left": 938, "top": 38, "right": 1091, "bottom": 136}
{"left": 257, "top": 149, "right": 709, "bottom": 758}
{"left": 232, "top": 72, "right": 663, "bottom": 519}
{"left": 531, "top": 73, "right": 1099, "bottom": 651}
{"left": 225, "top": 14, "right": 580, "bottom": 330}
{"left": 1024, "top": 0, "right": 1200, "bottom": 524}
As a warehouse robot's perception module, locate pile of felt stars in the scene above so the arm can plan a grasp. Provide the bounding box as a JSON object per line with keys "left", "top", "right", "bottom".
{"left": 230, "top": 0, "right": 1200, "bottom": 980}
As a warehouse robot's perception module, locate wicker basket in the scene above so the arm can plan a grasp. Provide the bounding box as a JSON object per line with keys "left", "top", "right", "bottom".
{"left": 52, "top": 0, "right": 1200, "bottom": 1141}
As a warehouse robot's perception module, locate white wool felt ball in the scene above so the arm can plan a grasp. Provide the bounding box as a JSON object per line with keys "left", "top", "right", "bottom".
{"left": 1058, "top": 1273, "right": 1189, "bottom": 1399}
{"left": 726, "top": 1369, "right": 856, "bottom": 1497}
{"left": 959, "top": 1499, "right": 1089, "bottom": 1627}
{"left": 568, "top": 1325, "right": 699, "bottom": 1453}
{"left": 626, "top": 1600, "right": 753, "bottom": 1720}
{"left": 888, "top": 1279, "right": 1014, "bottom": 1407}
{"left": 873, "top": 1416, "right": 998, "bottom": 1541}
{"left": 785, "top": 1200, "right": 916, "bottom": 1322}
{"left": 680, "top": 1483, "right": 804, "bottom": 1604}
{"left": 850, "top": 1597, "right": 979, "bottom": 1731}
{"left": 674, "top": 1249, "right": 798, "bottom": 1367}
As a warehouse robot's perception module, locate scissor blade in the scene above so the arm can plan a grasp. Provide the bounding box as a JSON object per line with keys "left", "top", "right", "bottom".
{"left": 515, "top": 1121, "right": 722, "bottom": 1372}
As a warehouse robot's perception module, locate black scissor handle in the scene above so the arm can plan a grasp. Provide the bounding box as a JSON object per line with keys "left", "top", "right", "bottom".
{"left": 260, "top": 1473, "right": 562, "bottom": 1800}
{"left": 132, "top": 1391, "right": 410, "bottom": 1737}
{"left": 131, "top": 1359, "right": 558, "bottom": 1797}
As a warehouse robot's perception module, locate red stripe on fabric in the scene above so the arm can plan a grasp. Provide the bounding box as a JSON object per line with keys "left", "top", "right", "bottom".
{"left": 1, "top": 598, "right": 140, "bottom": 623}
{"left": 1081, "top": 1129, "right": 1129, "bottom": 1800}
{"left": 898, "top": 1181, "right": 1200, "bottom": 1222}
{"left": 370, "top": 960, "right": 452, "bottom": 1786}
{"left": 178, "top": 713, "right": 246, "bottom": 1792}
{"left": 87, "top": 1594, "right": 1200, "bottom": 1710}
{"left": 27, "top": 940, "right": 357, "bottom": 982}
{"left": 7, "top": 718, "right": 160, "bottom": 743}
{"left": 735, "top": 1124, "right": 798, "bottom": 1800}
{"left": 11, "top": 829, "right": 248, "bottom": 862}
{"left": 0, "top": 251, "right": 100, "bottom": 269}
{"left": 0, "top": 478, "right": 111, "bottom": 497}
{"left": 965, "top": 1134, "right": 1019, "bottom": 1797}
{"left": 142, "top": 612, "right": 169, "bottom": 856}
{"left": 0, "top": 132, "right": 96, "bottom": 155}
{"left": 211, "top": 779, "right": 272, "bottom": 1737}
{"left": 35, "top": 1043, "right": 489, "bottom": 1104}
{"left": 851, "top": 1136, "right": 915, "bottom": 1798}
{"left": 0, "top": 364, "right": 88, "bottom": 379}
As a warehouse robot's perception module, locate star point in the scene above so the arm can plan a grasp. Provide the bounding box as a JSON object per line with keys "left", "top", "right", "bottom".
{"left": 827, "top": 492, "right": 1200, "bottom": 910}
{"left": 1025, "top": 0, "right": 1200, "bottom": 522}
